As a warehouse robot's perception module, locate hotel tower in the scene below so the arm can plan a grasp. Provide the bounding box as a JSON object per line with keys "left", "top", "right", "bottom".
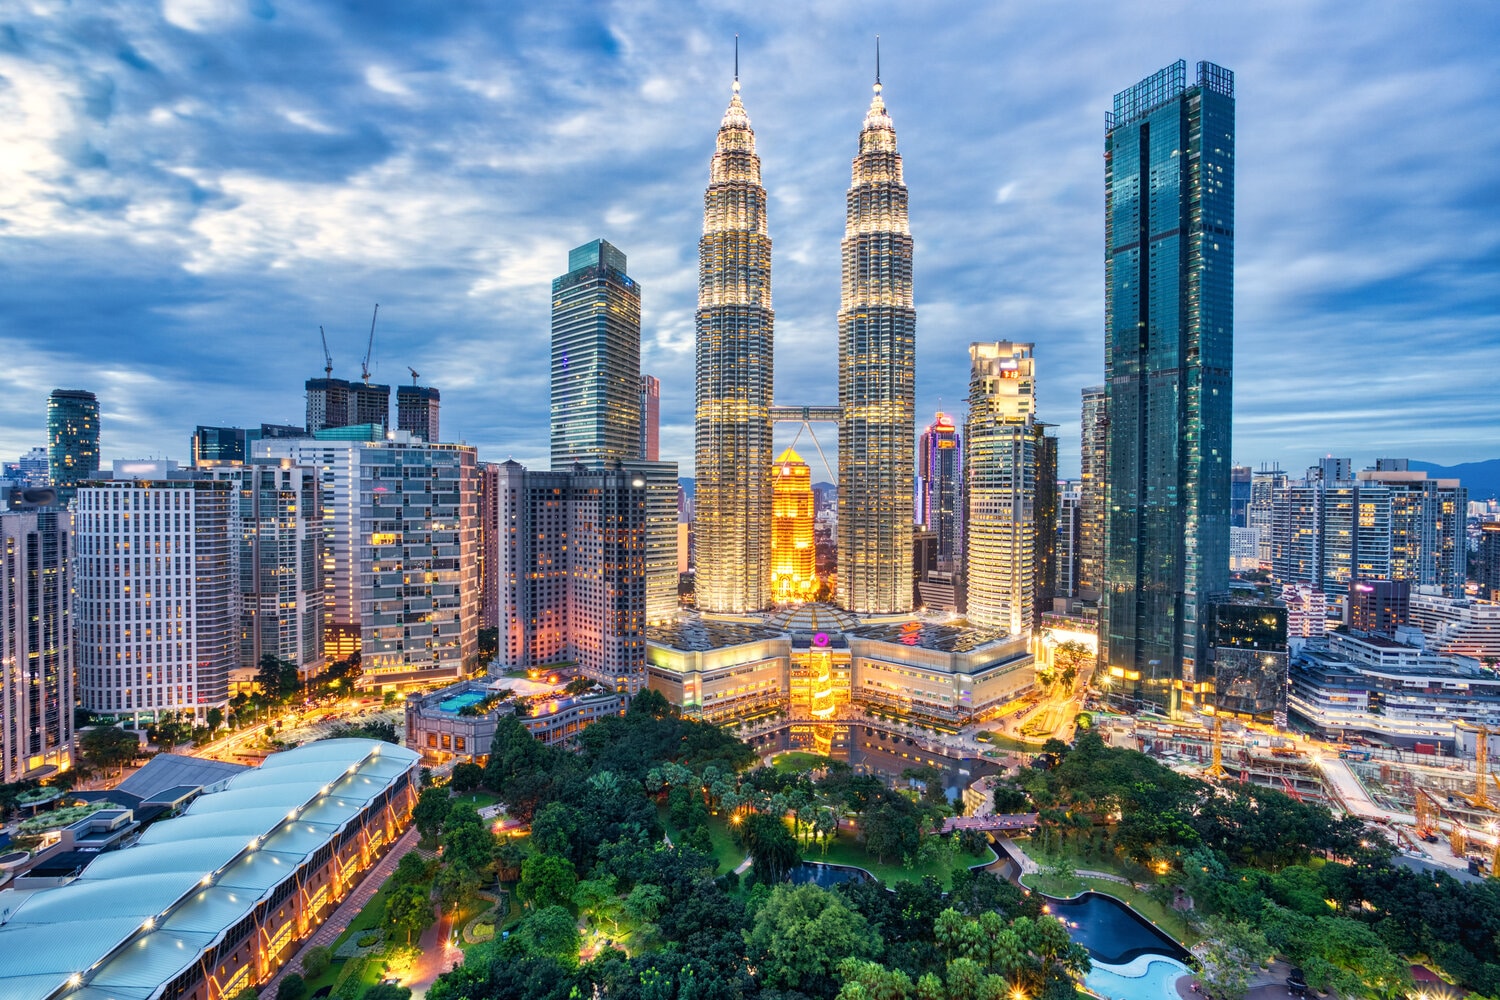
{"left": 694, "top": 65, "right": 776, "bottom": 614}
{"left": 837, "top": 67, "right": 915, "bottom": 615}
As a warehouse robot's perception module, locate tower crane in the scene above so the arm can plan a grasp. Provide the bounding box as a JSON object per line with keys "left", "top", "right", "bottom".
{"left": 1457, "top": 721, "right": 1496, "bottom": 811}
{"left": 318, "top": 326, "right": 333, "bottom": 377}
{"left": 361, "top": 304, "right": 379, "bottom": 385}
{"left": 1207, "top": 710, "right": 1226, "bottom": 779}
{"left": 407, "top": 366, "right": 421, "bottom": 385}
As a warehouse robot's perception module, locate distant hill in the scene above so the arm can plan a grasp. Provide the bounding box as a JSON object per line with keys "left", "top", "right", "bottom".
{"left": 1410, "top": 459, "right": 1500, "bottom": 500}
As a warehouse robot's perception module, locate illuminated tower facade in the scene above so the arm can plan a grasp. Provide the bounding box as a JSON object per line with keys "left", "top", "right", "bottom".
{"left": 917, "top": 413, "right": 961, "bottom": 567}
{"left": 838, "top": 71, "right": 915, "bottom": 615}
{"left": 964, "top": 342, "right": 1038, "bottom": 635}
{"left": 47, "top": 388, "right": 99, "bottom": 503}
{"left": 694, "top": 69, "right": 775, "bottom": 613}
{"left": 771, "top": 448, "right": 816, "bottom": 604}
{"left": 1103, "top": 60, "right": 1234, "bottom": 714}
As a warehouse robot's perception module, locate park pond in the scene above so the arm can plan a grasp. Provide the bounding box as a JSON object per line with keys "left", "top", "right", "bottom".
{"left": 1046, "top": 891, "right": 1189, "bottom": 965}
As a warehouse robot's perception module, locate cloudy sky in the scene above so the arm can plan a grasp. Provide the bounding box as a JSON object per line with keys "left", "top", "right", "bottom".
{"left": 1, "top": 1, "right": 1496, "bottom": 479}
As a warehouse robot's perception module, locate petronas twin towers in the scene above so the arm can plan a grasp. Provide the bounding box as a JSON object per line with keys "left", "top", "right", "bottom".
{"left": 694, "top": 61, "right": 915, "bottom": 617}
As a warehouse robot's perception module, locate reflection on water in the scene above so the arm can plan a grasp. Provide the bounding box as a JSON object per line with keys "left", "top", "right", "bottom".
{"left": 1045, "top": 892, "right": 1189, "bottom": 965}
{"left": 789, "top": 861, "right": 873, "bottom": 888}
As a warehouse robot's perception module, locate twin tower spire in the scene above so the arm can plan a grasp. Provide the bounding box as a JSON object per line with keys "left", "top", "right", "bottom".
{"left": 694, "top": 41, "right": 916, "bottom": 617}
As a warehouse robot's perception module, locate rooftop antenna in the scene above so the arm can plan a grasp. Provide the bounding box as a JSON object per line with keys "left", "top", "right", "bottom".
{"left": 876, "top": 34, "right": 881, "bottom": 87}
{"left": 733, "top": 33, "right": 740, "bottom": 93}
{"left": 361, "top": 304, "right": 379, "bottom": 385}
{"left": 318, "top": 326, "right": 333, "bottom": 378}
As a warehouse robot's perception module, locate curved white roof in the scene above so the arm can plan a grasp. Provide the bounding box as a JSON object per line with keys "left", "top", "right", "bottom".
{"left": 0, "top": 739, "right": 418, "bottom": 1000}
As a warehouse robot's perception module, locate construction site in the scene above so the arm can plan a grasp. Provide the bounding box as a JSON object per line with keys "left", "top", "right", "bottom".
{"left": 1102, "top": 717, "right": 1500, "bottom": 878}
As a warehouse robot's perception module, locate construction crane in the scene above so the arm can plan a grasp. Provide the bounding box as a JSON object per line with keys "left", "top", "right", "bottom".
{"left": 1207, "top": 712, "right": 1226, "bottom": 779}
{"left": 318, "top": 326, "right": 333, "bottom": 377}
{"left": 1456, "top": 721, "right": 1495, "bottom": 811}
{"left": 407, "top": 366, "right": 421, "bottom": 385}
{"left": 361, "top": 304, "right": 380, "bottom": 385}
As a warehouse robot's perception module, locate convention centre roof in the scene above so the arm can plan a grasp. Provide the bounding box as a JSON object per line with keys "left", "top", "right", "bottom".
{"left": 0, "top": 739, "right": 419, "bottom": 1000}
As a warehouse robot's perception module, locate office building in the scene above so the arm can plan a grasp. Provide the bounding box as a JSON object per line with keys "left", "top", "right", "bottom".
{"left": 633, "top": 459, "right": 682, "bottom": 624}
{"left": 1480, "top": 521, "right": 1500, "bottom": 602}
{"left": 916, "top": 413, "right": 962, "bottom": 566}
{"left": 5, "top": 447, "right": 50, "bottom": 489}
{"left": 838, "top": 73, "right": 915, "bottom": 616}
{"left": 964, "top": 342, "right": 1038, "bottom": 636}
{"left": 396, "top": 384, "right": 441, "bottom": 442}
{"left": 0, "top": 497, "right": 73, "bottom": 783}
{"left": 1249, "top": 466, "right": 1287, "bottom": 564}
{"left": 1408, "top": 591, "right": 1500, "bottom": 663}
{"left": 1056, "top": 488, "right": 1081, "bottom": 601}
{"left": 479, "top": 461, "right": 501, "bottom": 630}
{"left": 1230, "top": 465, "right": 1252, "bottom": 528}
{"left": 551, "top": 239, "right": 642, "bottom": 468}
{"left": 74, "top": 477, "right": 235, "bottom": 723}
{"left": 192, "top": 426, "right": 251, "bottom": 466}
{"left": 771, "top": 448, "right": 817, "bottom": 604}
{"left": 694, "top": 72, "right": 775, "bottom": 615}
{"left": 47, "top": 388, "right": 100, "bottom": 503}
{"left": 640, "top": 374, "right": 660, "bottom": 461}
{"left": 1349, "top": 578, "right": 1409, "bottom": 634}
{"left": 1034, "top": 429, "right": 1058, "bottom": 626}
{"left": 1078, "top": 386, "right": 1107, "bottom": 601}
{"left": 1357, "top": 464, "right": 1467, "bottom": 598}
{"left": 1205, "top": 600, "right": 1287, "bottom": 723}
{"left": 1102, "top": 60, "right": 1234, "bottom": 714}
{"left": 0, "top": 740, "right": 419, "bottom": 1000}
{"left": 1229, "top": 526, "right": 1260, "bottom": 571}
{"left": 208, "top": 460, "right": 326, "bottom": 683}
{"left": 498, "top": 460, "right": 649, "bottom": 693}
{"left": 255, "top": 431, "right": 480, "bottom": 682}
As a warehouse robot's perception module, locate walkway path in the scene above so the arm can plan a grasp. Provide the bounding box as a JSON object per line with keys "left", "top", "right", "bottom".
{"left": 259, "top": 825, "right": 419, "bottom": 999}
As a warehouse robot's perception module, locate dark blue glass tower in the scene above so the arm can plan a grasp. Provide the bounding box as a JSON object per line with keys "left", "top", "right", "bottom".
{"left": 1102, "top": 61, "right": 1234, "bottom": 715}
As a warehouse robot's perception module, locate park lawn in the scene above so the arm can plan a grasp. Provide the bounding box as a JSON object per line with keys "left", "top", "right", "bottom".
{"left": 656, "top": 802, "right": 746, "bottom": 875}
{"left": 331, "top": 871, "right": 399, "bottom": 953}
{"left": 1019, "top": 870, "right": 1200, "bottom": 947}
{"left": 452, "top": 790, "right": 500, "bottom": 809}
{"left": 772, "top": 751, "right": 837, "bottom": 773}
{"left": 801, "top": 833, "right": 996, "bottom": 889}
{"left": 1018, "top": 838, "right": 1137, "bottom": 882}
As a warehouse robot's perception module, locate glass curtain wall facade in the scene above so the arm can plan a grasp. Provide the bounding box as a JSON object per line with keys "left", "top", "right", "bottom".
{"left": 917, "top": 414, "right": 961, "bottom": 568}
{"left": 551, "top": 240, "right": 643, "bottom": 468}
{"left": 964, "top": 342, "right": 1037, "bottom": 635}
{"left": 694, "top": 76, "right": 775, "bottom": 613}
{"left": 47, "top": 388, "right": 99, "bottom": 503}
{"left": 1102, "top": 60, "right": 1234, "bottom": 715}
{"left": 838, "top": 78, "right": 916, "bottom": 615}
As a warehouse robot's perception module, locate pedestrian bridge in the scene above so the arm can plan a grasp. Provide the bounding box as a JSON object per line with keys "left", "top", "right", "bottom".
{"left": 941, "top": 812, "right": 1038, "bottom": 834}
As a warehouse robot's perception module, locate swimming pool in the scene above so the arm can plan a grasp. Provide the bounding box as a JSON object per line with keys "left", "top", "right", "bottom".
{"left": 1084, "top": 955, "right": 1192, "bottom": 1000}
{"left": 437, "top": 691, "right": 488, "bottom": 713}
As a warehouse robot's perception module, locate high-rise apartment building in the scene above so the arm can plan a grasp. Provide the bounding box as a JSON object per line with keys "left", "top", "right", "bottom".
{"left": 75, "top": 478, "right": 235, "bottom": 723}
{"left": 349, "top": 382, "right": 391, "bottom": 429}
{"left": 639, "top": 374, "right": 660, "bottom": 462}
{"left": 551, "top": 240, "right": 642, "bottom": 468}
{"left": 1056, "top": 488, "right": 1081, "bottom": 601}
{"left": 771, "top": 448, "right": 816, "bottom": 604}
{"left": 207, "top": 461, "right": 325, "bottom": 682}
{"left": 5, "top": 448, "right": 50, "bottom": 489}
{"left": 838, "top": 74, "right": 915, "bottom": 616}
{"left": 1102, "top": 60, "right": 1235, "bottom": 714}
{"left": 1249, "top": 466, "right": 1287, "bottom": 565}
{"left": 306, "top": 378, "right": 351, "bottom": 433}
{"left": 695, "top": 73, "right": 775, "bottom": 614}
{"left": 396, "top": 384, "right": 441, "bottom": 442}
{"left": 498, "top": 461, "right": 648, "bottom": 692}
{"left": 1, "top": 497, "right": 73, "bottom": 783}
{"left": 1356, "top": 464, "right": 1467, "bottom": 598}
{"left": 1078, "top": 386, "right": 1107, "bottom": 601}
{"left": 1034, "top": 430, "right": 1058, "bottom": 625}
{"left": 1480, "top": 521, "right": 1500, "bottom": 602}
{"left": 47, "top": 388, "right": 100, "bottom": 503}
{"left": 1281, "top": 583, "right": 1328, "bottom": 642}
{"left": 964, "top": 342, "right": 1038, "bottom": 635}
{"left": 479, "top": 462, "right": 501, "bottom": 630}
{"left": 916, "top": 413, "right": 962, "bottom": 567}
{"left": 1271, "top": 480, "right": 1392, "bottom": 604}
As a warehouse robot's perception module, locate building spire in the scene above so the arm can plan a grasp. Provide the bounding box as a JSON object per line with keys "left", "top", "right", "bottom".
{"left": 734, "top": 33, "right": 740, "bottom": 93}
{"left": 875, "top": 34, "right": 881, "bottom": 90}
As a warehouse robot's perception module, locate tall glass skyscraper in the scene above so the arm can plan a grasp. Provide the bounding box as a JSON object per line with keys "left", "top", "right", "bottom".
{"left": 1102, "top": 60, "right": 1234, "bottom": 715}
{"left": 47, "top": 388, "right": 99, "bottom": 502}
{"left": 917, "top": 413, "right": 961, "bottom": 567}
{"left": 551, "top": 239, "right": 643, "bottom": 468}
{"left": 838, "top": 74, "right": 915, "bottom": 615}
{"left": 694, "top": 72, "right": 775, "bottom": 614}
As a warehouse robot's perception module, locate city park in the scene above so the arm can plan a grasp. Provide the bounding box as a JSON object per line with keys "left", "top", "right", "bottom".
{"left": 223, "top": 679, "right": 1500, "bottom": 1000}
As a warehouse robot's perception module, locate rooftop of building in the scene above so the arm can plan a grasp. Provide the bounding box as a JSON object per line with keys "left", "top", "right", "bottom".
{"left": 114, "top": 753, "right": 248, "bottom": 802}
{"left": 0, "top": 739, "right": 419, "bottom": 1000}
{"left": 850, "top": 620, "right": 1013, "bottom": 653}
{"left": 647, "top": 616, "right": 786, "bottom": 651}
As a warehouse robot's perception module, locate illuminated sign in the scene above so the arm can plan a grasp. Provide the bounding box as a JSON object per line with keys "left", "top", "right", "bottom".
{"left": 1000, "top": 369, "right": 1020, "bottom": 380}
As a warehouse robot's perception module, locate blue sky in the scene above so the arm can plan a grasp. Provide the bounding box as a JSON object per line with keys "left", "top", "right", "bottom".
{"left": 1, "top": 1, "right": 1496, "bottom": 480}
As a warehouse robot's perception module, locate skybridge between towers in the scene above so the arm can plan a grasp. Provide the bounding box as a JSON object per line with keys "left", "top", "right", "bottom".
{"left": 770, "top": 405, "right": 840, "bottom": 482}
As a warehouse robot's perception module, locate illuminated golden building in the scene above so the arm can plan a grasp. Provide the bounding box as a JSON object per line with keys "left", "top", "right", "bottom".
{"left": 771, "top": 447, "right": 816, "bottom": 603}
{"left": 694, "top": 61, "right": 775, "bottom": 614}
{"left": 838, "top": 64, "right": 915, "bottom": 615}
